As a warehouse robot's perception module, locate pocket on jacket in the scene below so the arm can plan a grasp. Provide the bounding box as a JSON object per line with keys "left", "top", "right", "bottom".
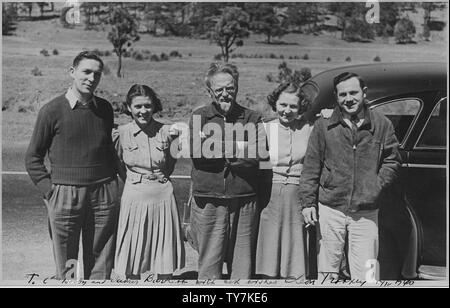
{"left": 320, "top": 162, "right": 333, "bottom": 187}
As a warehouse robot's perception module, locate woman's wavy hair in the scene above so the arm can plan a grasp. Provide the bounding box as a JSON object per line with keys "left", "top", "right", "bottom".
{"left": 123, "top": 84, "right": 163, "bottom": 116}
{"left": 267, "top": 81, "right": 311, "bottom": 115}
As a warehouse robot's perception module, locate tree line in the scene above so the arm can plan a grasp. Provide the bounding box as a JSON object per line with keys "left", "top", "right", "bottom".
{"left": 73, "top": 2, "right": 444, "bottom": 42}
{"left": 3, "top": 2, "right": 446, "bottom": 77}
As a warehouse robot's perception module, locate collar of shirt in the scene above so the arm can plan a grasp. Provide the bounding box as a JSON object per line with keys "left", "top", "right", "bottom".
{"left": 130, "top": 118, "right": 161, "bottom": 137}
{"left": 65, "top": 87, "right": 97, "bottom": 109}
{"left": 328, "top": 104, "right": 373, "bottom": 132}
{"left": 204, "top": 102, "right": 246, "bottom": 121}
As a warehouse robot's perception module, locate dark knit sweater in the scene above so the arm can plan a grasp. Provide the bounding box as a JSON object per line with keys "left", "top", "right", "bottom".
{"left": 25, "top": 94, "right": 116, "bottom": 198}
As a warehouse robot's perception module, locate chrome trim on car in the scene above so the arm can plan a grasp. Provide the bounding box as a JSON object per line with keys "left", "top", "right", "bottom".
{"left": 402, "top": 163, "right": 447, "bottom": 169}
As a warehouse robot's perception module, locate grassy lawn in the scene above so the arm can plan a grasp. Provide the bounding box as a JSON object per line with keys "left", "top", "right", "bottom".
{"left": 2, "top": 19, "right": 447, "bottom": 134}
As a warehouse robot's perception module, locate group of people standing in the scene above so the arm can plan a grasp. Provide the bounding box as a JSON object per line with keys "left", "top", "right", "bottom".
{"left": 25, "top": 51, "right": 401, "bottom": 282}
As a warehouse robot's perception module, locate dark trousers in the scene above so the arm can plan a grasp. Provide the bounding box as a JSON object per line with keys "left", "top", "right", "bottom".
{"left": 191, "top": 196, "right": 258, "bottom": 279}
{"left": 45, "top": 178, "right": 119, "bottom": 279}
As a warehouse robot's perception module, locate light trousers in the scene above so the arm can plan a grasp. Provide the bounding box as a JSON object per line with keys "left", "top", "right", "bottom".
{"left": 317, "top": 203, "right": 379, "bottom": 281}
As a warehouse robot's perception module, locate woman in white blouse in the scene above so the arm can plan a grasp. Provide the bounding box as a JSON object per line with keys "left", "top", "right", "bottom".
{"left": 256, "top": 81, "right": 314, "bottom": 279}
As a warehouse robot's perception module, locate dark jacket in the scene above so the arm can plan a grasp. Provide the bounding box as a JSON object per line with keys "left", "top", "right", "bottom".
{"left": 190, "top": 103, "right": 265, "bottom": 198}
{"left": 298, "top": 105, "right": 401, "bottom": 211}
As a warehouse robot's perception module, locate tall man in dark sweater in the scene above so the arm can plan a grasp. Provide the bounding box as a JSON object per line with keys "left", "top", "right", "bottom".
{"left": 25, "top": 51, "right": 119, "bottom": 279}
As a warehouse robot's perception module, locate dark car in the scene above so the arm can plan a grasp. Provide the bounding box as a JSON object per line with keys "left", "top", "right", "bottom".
{"left": 301, "top": 62, "right": 447, "bottom": 280}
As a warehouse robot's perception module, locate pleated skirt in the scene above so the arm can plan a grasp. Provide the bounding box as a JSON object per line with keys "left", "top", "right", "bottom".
{"left": 114, "top": 180, "right": 185, "bottom": 277}
{"left": 256, "top": 183, "right": 306, "bottom": 279}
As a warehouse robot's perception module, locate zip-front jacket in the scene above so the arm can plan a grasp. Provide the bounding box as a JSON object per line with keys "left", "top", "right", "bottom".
{"left": 298, "top": 105, "right": 401, "bottom": 212}
{"left": 190, "top": 103, "right": 265, "bottom": 198}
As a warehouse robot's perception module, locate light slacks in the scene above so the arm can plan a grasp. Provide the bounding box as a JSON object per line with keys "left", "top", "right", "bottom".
{"left": 317, "top": 203, "right": 379, "bottom": 281}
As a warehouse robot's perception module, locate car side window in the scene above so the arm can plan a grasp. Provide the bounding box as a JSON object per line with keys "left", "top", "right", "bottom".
{"left": 416, "top": 98, "right": 447, "bottom": 149}
{"left": 371, "top": 99, "right": 421, "bottom": 145}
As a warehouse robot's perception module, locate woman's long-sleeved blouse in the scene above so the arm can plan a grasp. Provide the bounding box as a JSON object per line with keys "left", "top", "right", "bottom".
{"left": 264, "top": 118, "right": 313, "bottom": 184}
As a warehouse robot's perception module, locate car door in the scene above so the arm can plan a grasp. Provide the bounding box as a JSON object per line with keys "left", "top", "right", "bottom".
{"left": 402, "top": 93, "right": 447, "bottom": 279}
{"left": 369, "top": 95, "right": 423, "bottom": 279}
{"left": 372, "top": 90, "right": 447, "bottom": 279}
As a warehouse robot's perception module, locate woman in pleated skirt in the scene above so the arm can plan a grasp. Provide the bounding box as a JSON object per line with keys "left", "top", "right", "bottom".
{"left": 113, "top": 84, "right": 185, "bottom": 279}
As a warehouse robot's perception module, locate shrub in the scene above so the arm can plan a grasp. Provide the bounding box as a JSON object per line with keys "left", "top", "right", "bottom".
{"left": 17, "top": 105, "right": 29, "bottom": 113}
{"left": 267, "top": 61, "right": 312, "bottom": 84}
{"left": 277, "top": 61, "right": 292, "bottom": 83}
{"left": 150, "top": 54, "right": 160, "bottom": 62}
{"left": 132, "top": 50, "right": 144, "bottom": 61}
{"left": 170, "top": 50, "right": 182, "bottom": 57}
{"left": 213, "top": 54, "right": 222, "bottom": 60}
{"left": 394, "top": 18, "right": 416, "bottom": 44}
{"left": 298, "top": 67, "right": 312, "bottom": 81}
{"left": 279, "top": 55, "right": 284, "bottom": 59}
{"left": 373, "top": 55, "right": 381, "bottom": 62}
{"left": 160, "top": 53, "right": 169, "bottom": 61}
{"left": 344, "top": 18, "right": 375, "bottom": 42}
{"left": 104, "top": 50, "right": 112, "bottom": 57}
{"left": 346, "top": 56, "right": 352, "bottom": 62}
{"left": 31, "top": 67, "right": 43, "bottom": 76}
{"left": 269, "top": 53, "right": 277, "bottom": 59}
{"left": 188, "top": 53, "right": 192, "bottom": 57}
{"left": 326, "top": 57, "right": 332, "bottom": 62}
{"left": 302, "top": 53, "right": 309, "bottom": 60}
{"left": 40, "top": 49, "right": 50, "bottom": 57}
{"left": 52, "top": 49, "right": 59, "bottom": 55}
